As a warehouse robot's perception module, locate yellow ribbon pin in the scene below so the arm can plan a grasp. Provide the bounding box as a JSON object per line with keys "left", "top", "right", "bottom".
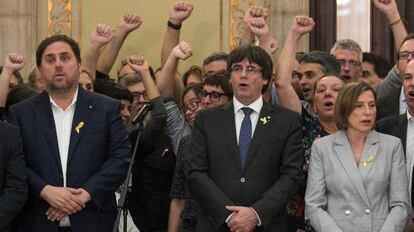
{"left": 362, "top": 156, "right": 374, "bottom": 167}
{"left": 75, "top": 121, "right": 84, "bottom": 134}
{"left": 260, "top": 116, "right": 271, "bottom": 125}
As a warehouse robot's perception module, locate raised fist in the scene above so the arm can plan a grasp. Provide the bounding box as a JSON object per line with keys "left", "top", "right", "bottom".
{"left": 291, "top": 16, "right": 315, "bottom": 36}
{"left": 90, "top": 23, "right": 113, "bottom": 45}
{"left": 244, "top": 5, "right": 268, "bottom": 25}
{"left": 249, "top": 18, "right": 270, "bottom": 37}
{"left": 127, "top": 55, "right": 149, "bottom": 74}
{"left": 119, "top": 13, "right": 142, "bottom": 33}
{"left": 169, "top": 1, "right": 193, "bottom": 25}
{"left": 372, "top": 0, "right": 399, "bottom": 18}
{"left": 3, "top": 53, "right": 25, "bottom": 72}
{"left": 172, "top": 41, "right": 192, "bottom": 60}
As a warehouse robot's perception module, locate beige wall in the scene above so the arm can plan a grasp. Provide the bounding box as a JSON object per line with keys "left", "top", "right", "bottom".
{"left": 80, "top": 0, "right": 224, "bottom": 78}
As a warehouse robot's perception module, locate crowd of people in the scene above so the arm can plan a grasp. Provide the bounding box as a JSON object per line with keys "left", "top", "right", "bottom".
{"left": 0, "top": 0, "right": 414, "bottom": 231}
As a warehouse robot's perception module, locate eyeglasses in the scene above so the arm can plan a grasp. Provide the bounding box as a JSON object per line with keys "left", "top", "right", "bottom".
{"left": 183, "top": 98, "right": 201, "bottom": 112}
{"left": 230, "top": 65, "right": 262, "bottom": 75}
{"left": 199, "top": 90, "right": 227, "bottom": 102}
{"left": 337, "top": 59, "right": 361, "bottom": 68}
{"left": 132, "top": 91, "right": 147, "bottom": 100}
{"left": 399, "top": 51, "right": 414, "bottom": 60}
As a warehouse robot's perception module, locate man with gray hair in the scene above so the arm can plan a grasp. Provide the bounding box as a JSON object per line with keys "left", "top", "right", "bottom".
{"left": 330, "top": 39, "right": 363, "bottom": 82}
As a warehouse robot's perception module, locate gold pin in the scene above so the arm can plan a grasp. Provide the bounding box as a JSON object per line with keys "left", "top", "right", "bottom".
{"left": 362, "top": 156, "right": 374, "bottom": 167}
{"left": 75, "top": 121, "right": 84, "bottom": 134}
{"left": 260, "top": 116, "right": 271, "bottom": 125}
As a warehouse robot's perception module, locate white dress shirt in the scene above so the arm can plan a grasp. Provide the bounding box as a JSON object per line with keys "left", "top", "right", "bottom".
{"left": 400, "top": 88, "right": 407, "bottom": 114}
{"left": 50, "top": 88, "right": 78, "bottom": 226}
{"left": 233, "top": 96, "right": 263, "bottom": 144}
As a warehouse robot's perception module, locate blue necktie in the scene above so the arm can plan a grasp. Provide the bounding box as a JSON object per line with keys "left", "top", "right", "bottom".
{"left": 239, "top": 107, "right": 253, "bottom": 167}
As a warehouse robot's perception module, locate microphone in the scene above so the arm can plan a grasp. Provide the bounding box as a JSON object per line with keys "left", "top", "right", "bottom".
{"left": 132, "top": 102, "right": 151, "bottom": 125}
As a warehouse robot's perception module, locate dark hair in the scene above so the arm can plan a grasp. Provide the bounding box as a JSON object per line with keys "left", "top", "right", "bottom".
{"left": 181, "top": 83, "right": 203, "bottom": 108}
{"left": 99, "top": 85, "right": 133, "bottom": 103}
{"left": 362, "top": 52, "right": 392, "bottom": 79}
{"left": 203, "top": 52, "right": 228, "bottom": 66}
{"left": 300, "top": 51, "right": 341, "bottom": 77}
{"left": 227, "top": 44, "right": 273, "bottom": 93}
{"left": 398, "top": 33, "right": 414, "bottom": 53}
{"left": 0, "top": 66, "right": 23, "bottom": 84}
{"left": 334, "top": 82, "right": 376, "bottom": 130}
{"left": 36, "top": 34, "right": 81, "bottom": 66}
{"left": 118, "top": 73, "right": 143, "bottom": 88}
{"left": 203, "top": 70, "right": 233, "bottom": 97}
{"left": 182, "top": 65, "right": 203, "bottom": 86}
{"left": 6, "top": 84, "right": 38, "bottom": 109}
{"left": 295, "top": 52, "right": 306, "bottom": 62}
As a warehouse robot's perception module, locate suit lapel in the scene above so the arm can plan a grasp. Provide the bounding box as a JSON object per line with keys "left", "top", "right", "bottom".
{"left": 334, "top": 131, "right": 370, "bottom": 207}
{"left": 398, "top": 115, "right": 408, "bottom": 153}
{"left": 67, "top": 88, "right": 94, "bottom": 163}
{"left": 34, "top": 92, "right": 62, "bottom": 170}
{"left": 359, "top": 131, "right": 380, "bottom": 183}
{"left": 242, "top": 102, "right": 273, "bottom": 172}
{"left": 220, "top": 102, "right": 242, "bottom": 172}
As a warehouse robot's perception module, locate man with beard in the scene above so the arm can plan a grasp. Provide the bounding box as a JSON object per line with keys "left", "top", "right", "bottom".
{"left": 8, "top": 34, "right": 131, "bottom": 232}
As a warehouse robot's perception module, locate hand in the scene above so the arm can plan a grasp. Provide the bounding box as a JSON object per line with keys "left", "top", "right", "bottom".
{"left": 46, "top": 207, "right": 67, "bottom": 222}
{"left": 405, "top": 219, "right": 414, "bottom": 232}
{"left": 169, "top": 1, "right": 193, "bottom": 25}
{"left": 2, "top": 53, "right": 25, "bottom": 74}
{"left": 291, "top": 16, "right": 315, "bottom": 37}
{"left": 127, "top": 55, "right": 150, "bottom": 74}
{"left": 225, "top": 206, "right": 258, "bottom": 232}
{"left": 372, "top": 0, "right": 399, "bottom": 18}
{"left": 172, "top": 41, "right": 192, "bottom": 60}
{"left": 244, "top": 5, "right": 268, "bottom": 25}
{"left": 90, "top": 23, "right": 113, "bottom": 46}
{"left": 249, "top": 18, "right": 270, "bottom": 37}
{"left": 40, "top": 185, "right": 84, "bottom": 215}
{"left": 118, "top": 12, "right": 142, "bottom": 33}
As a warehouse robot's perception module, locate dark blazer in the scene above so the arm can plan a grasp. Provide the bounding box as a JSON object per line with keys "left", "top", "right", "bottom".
{"left": 375, "top": 113, "right": 407, "bottom": 153}
{"left": 8, "top": 88, "right": 131, "bottom": 232}
{"left": 185, "top": 101, "right": 304, "bottom": 232}
{"left": 0, "top": 121, "right": 27, "bottom": 231}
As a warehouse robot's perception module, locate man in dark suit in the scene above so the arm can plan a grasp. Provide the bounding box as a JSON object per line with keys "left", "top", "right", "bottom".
{"left": 0, "top": 121, "right": 27, "bottom": 231}
{"left": 8, "top": 34, "right": 131, "bottom": 232}
{"left": 185, "top": 44, "right": 304, "bottom": 232}
{"left": 376, "top": 59, "right": 414, "bottom": 231}
{"left": 376, "top": 34, "right": 414, "bottom": 120}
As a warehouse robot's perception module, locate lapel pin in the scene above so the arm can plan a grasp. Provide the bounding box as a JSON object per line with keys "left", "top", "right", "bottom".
{"left": 89, "top": 105, "right": 93, "bottom": 109}
{"left": 362, "top": 155, "right": 374, "bottom": 167}
{"left": 260, "top": 116, "right": 271, "bottom": 125}
{"left": 75, "top": 121, "right": 84, "bottom": 134}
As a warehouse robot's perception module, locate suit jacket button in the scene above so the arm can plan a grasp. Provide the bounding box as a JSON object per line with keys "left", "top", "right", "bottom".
{"left": 364, "top": 209, "right": 370, "bottom": 214}
{"left": 240, "top": 177, "right": 245, "bottom": 183}
{"left": 345, "top": 210, "right": 351, "bottom": 216}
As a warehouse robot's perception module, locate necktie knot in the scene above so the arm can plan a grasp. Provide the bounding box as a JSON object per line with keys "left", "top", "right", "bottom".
{"left": 242, "top": 107, "right": 253, "bottom": 116}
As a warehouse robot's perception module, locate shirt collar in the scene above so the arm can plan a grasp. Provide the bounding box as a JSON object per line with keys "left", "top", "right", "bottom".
{"left": 400, "top": 87, "right": 406, "bottom": 103}
{"left": 233, "top": 96, "right": 263, "bottom": 115}
{"left": 49, "top": 87, "right": 79, "bottom": 110}
{"left": 407, "top": 109, "right": 414, "bottom": 122}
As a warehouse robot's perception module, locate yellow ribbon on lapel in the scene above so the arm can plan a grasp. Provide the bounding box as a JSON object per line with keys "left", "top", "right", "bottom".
{"left": 75, "top": 121, "right": 84, "bottom": 134}
{"left": 260, "top": 116, "right": 271, "bottom": 125}
{"left": 362, "top": 155, "right": 374, "bottom": 167}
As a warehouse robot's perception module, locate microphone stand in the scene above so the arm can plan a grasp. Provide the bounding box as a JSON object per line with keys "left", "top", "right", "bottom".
{"left": 113, "top": 104, "right": 149, "bottom": 232}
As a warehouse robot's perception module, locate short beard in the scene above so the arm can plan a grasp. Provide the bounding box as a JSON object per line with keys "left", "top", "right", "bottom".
{"left": 46, "top": 80, "right": 77, "bottom": 96}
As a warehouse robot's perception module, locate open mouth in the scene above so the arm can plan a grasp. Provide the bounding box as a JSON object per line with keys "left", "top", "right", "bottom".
{"left": 341, "top": 75, "right": 351, "bottom": 81}
{"left": 301, "top": 87, "right": 310, "bottom": 95}
{"left": 324, "top": 101, "right": 334, "bottom": 107}
{"left": 408, "top": 90, "right": 414, "bottom": 97}
{"left": 361, "top": 119, "right": 372, "bottom": 124}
